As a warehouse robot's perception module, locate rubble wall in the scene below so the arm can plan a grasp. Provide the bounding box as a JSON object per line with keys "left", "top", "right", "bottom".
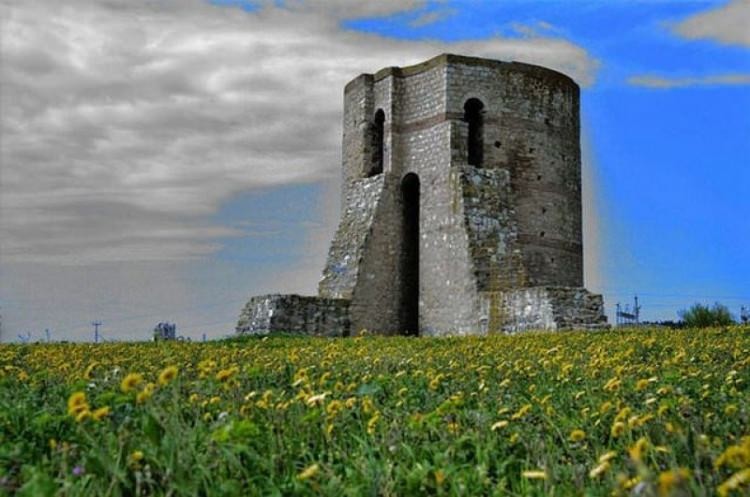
{"left": 236, "top": 294, "right": 350, "bottom": 337}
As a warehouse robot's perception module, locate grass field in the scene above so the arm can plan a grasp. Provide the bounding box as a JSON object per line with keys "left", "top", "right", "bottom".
{"left": 1, "top": 326, "right": 749, "bottom": 496}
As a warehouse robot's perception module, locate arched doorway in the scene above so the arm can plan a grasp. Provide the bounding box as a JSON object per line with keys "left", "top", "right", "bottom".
{"left": 400, "top": 173, "right": 420, "bottom": 335}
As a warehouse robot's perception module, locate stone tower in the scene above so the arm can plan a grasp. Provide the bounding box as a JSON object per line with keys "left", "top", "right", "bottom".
{"left": 237, "top": 54, "right": 608, "bottom": 336}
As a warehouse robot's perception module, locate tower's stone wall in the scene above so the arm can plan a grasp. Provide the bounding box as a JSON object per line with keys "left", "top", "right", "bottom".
{"left": 238, "top": 54, "right": 607, "bottom": 336}
{"left": 318, "top": 174, "right": 385, "bottom": 299}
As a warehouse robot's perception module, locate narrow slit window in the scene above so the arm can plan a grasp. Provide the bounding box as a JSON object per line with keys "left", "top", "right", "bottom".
{"left": 369, "top": 109, "right": 385, "bottom": 177}
{"left": 464, "top": 98, "right": 484, "bottom": 167}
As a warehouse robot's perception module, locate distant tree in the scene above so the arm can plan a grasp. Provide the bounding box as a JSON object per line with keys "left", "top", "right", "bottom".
{"left": 679, "top": 302, "right": 735, "bottom": 328}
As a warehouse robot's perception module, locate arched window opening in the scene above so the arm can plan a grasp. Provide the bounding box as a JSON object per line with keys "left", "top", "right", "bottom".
{"left": 400, "top": 173, "right": 420, "bottom": 335}
{"left": 368, "top": 109, "right": 385, "bottom": 177}
{"left": 464, "top": 98, "right": 484, "bottom": 167}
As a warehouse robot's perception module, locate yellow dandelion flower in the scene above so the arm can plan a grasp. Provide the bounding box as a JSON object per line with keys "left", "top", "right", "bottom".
{"left": 715, "top": 444, "right": 750, "bottom": 470}
{"left": 83, "top": 362, "right": 98, "bottom": 380}
{"left": 611, "top": 421, "right": 626, "bottom": 438}
{"left": 511, "top": 404, "right": 532, "bottom": 420}
{"left": 718, "top": 468, "right": 750, "bottom": 497}
{"left": 91, "top": 406, "right": 110, "bottom": 421}
{"left": 491, "top": 420, "right": 509, "bottom": 431}
{"left": 136, "top": 383, "right": 156, "bottom": 404}
{"left": 522, "top": 470, "right": 547, "bottom": 480}
{"left": 297, "top": 463, "right": 320, "bottom": 481}
{"left": 362, "top": 397, "right": 375, "bottom": 414}
{"left": 635, "top": 379, "right": 650, "bottom": 391}
{"left": 725, "top": 404, "right": 738, "bottom": 416}
{"left": 128, "top": 450, "right": 144, "bottom": 466}
{"left": 67, "top": 392, "right": 88, "bottom": 416}
{"left": 215, "top": 368, "right": 235, "bottom": 383}
{"left": 569, "top": 429, "right": 586, "bottom": 442}
{"left": 318, "top": 372, "right": 331, "bottom": 385}
{"left": 657, "top": 468, "right": 690, "bottom": 497}
{"left": 75, "top": 409, "right": 91, "bottom": 423}
{"left": 121, "top": 373, "right": 143, "bottom": 393}
{"left": 603, "top": 377, "right": 621, "bottom": 392}
{"left": 429, "top": 373, "right": 444, "bottom": 390}
{"left": 598, "top": 451, "right": 617, "bottom": 463}
{"left": 589, "top": 461, "right": 610, "bottom": 479}
{"left": 618, "top": 474, "right": 641, "bottom": 490}
{"left": 136, "top": 391, "right": 151, "bottom": 405}
{"left": 434, "top": 469, "right": 446, "bottom": 486}
{"left": 367, "top": 413, "right": 380, "bottom": 435}
{"left": 326, "top": 400, "right": 343, "bottom": 416}
{"left": 158, "top": 366, "right": 178, "bottom": 386}
{"left": 634, "top": 414, "right": 654, "bottom": 428}
{"left": 306, "top": 392, "right": 328, "bottom": 406}
{"left": 629, "top": 437, "right": 650, "bottom": 463}
{"left": 615, "top": 406, "right": 631, "bottom": 422}
{"left": 657, "top": 386, "right": 672, "bottom": 396}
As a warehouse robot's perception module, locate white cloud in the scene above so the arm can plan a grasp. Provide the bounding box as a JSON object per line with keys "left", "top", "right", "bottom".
{"left": 409, "top": 8, "right": 457, "bottom": 27}
{"left": 0, "top": 0, "right": 598, "bottom": 265}
{"left": 673, "top": 0, "right": 750, "bottom": 47}
{"left": 627, "top": 73, "right": 750, "bottom": 88}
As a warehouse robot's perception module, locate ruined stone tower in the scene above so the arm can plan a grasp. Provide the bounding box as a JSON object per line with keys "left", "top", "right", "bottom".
{"left": 237, "top": 54, "right": 608, "bottom": 336}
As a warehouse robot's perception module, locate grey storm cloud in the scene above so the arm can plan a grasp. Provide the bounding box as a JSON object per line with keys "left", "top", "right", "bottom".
{"left": 0, "top": 0, "right": 599, "bottom": 265}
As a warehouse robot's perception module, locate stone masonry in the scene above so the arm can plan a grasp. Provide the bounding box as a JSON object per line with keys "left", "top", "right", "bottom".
{"left": 236, "top": 53, "right": 608, "bottom": 336}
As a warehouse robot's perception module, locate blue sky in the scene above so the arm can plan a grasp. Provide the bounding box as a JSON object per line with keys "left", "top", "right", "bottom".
{"left": 1, "top": 0, "right": 748, "bottom": 341}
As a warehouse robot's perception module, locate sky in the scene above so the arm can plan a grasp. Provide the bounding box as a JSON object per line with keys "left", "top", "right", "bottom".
{"left": 0, "top": 0, "right": 748, "bottom": 342}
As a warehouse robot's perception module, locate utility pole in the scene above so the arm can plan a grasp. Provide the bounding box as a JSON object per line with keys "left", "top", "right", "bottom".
{"left": 615, "top": 303, "right": 621, "bottom": 327}
{"left": 45, "top": 329, "right": 51, "bottom": 343}
{"left": 634, "top": 295, "right": 641, "bottom": 325}
{"left": 92, "top": 321, "right": 102, "bottom": 343}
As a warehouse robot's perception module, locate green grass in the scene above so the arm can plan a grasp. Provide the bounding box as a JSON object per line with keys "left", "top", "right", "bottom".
{"left": 1, "top": 326, "right": 749, "bottom": 496}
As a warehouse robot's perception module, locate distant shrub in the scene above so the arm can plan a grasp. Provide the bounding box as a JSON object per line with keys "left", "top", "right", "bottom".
{"left": 679, "top": 302, "right": 735, "bottom": 328}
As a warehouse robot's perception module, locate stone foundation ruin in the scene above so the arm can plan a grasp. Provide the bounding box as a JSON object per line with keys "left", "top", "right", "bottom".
{"left": 237, "top": 54, "right": 608, "bottom": 336}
